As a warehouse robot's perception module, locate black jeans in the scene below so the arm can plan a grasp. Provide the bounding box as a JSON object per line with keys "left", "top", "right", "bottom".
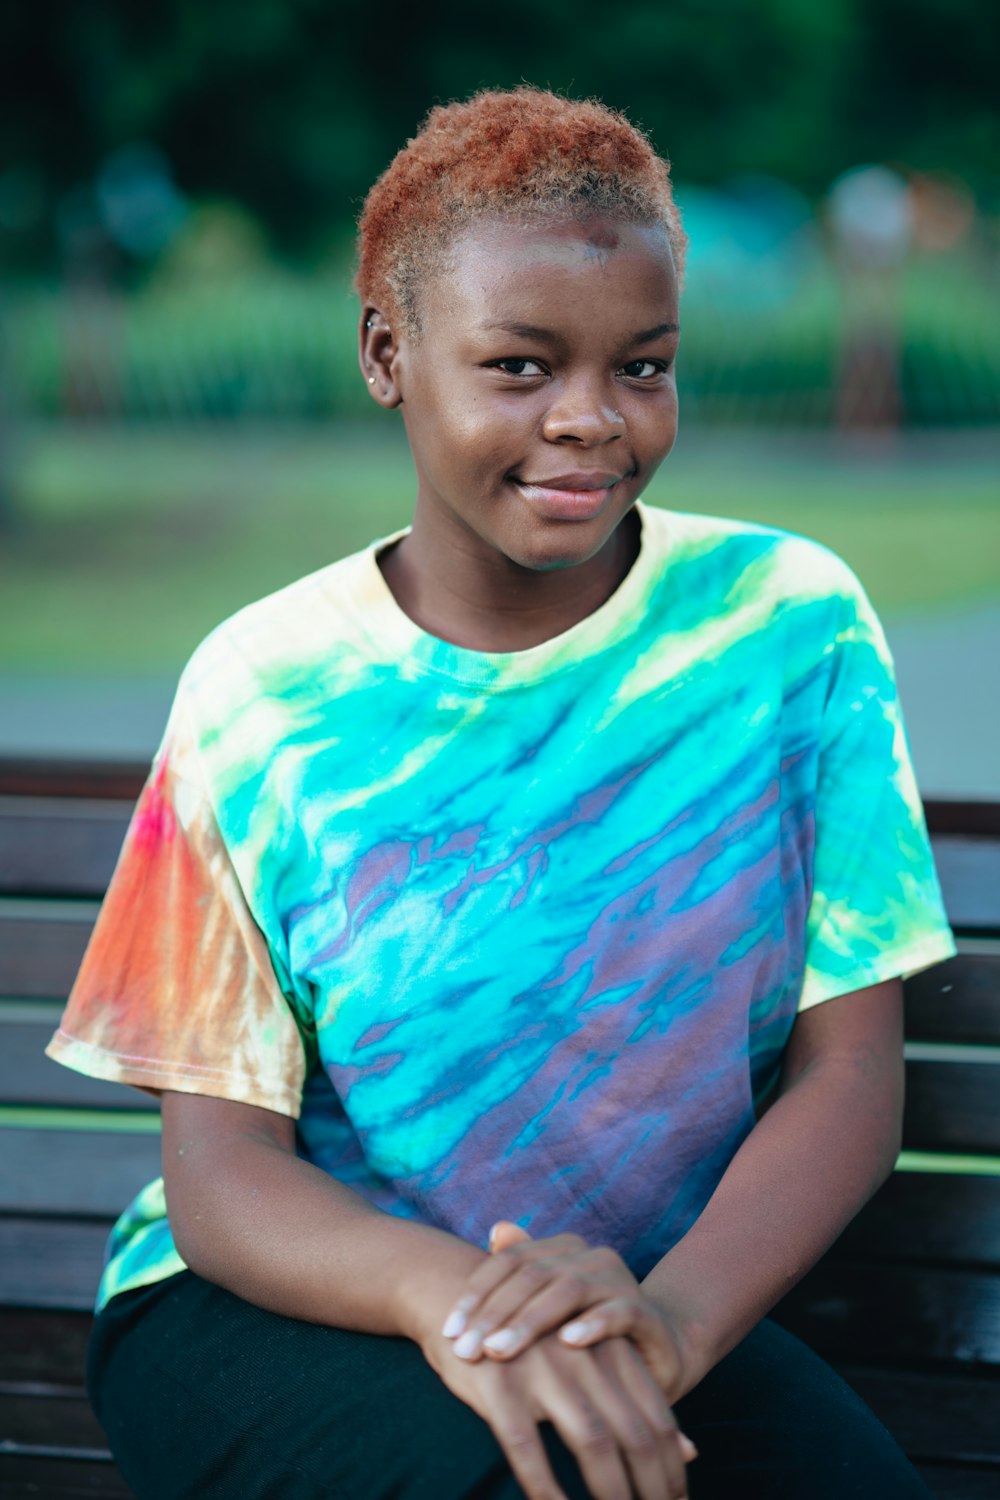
{"left": 88, "top": 1270, "right": 934, "bottom": 1500}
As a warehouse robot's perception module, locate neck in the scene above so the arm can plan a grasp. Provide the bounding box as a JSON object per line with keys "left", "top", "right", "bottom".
{"left": 378, "top": 504, "right": 641, "bottom": 653}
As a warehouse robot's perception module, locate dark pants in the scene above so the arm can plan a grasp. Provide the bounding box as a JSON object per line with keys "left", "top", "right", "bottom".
{"left": 88, "top": 1270, "right": 934, "bottom": 1500}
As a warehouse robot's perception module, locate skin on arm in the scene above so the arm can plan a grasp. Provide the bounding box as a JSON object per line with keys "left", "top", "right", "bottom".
{"left": 641, "top": 975, "right": 905, "bottom": 1397}
{"left": 161, "top": 1089, "right": 487, "bottom": 1337}
{"left": 161, "top": 1092, "right": 694, "bottom": 1500}
{"left": 436, "top": 977, "right": 905, "bottom": 1404}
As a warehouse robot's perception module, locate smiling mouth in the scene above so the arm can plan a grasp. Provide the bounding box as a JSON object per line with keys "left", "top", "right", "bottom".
{"left": 511, "top": 472, "right": 630, "bottom": 522}
{"left": 515, "top": 472, "right": 625, "bottom": 491}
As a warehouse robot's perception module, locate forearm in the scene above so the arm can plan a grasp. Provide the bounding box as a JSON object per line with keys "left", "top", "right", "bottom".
{"left": 163, "top": 1102, "right": 486, "bottom": 1343}
{"left": 641, "top": 1042, "right": 902, "bottom": 1397}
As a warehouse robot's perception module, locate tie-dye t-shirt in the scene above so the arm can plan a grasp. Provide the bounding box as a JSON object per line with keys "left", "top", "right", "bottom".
{"left": 47, "top": 501, "right": 956, "bottom": 1311}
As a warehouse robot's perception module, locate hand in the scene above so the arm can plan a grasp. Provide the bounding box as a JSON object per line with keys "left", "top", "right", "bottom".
{"left": 423, "top": 1317, "right": 696, "bottom": 1500}
{"left": 440, "top": 1222, "right": 691, "bottom": 1403}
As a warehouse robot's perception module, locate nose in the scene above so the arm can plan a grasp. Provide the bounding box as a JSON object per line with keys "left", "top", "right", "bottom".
{"left": 541, "top": 377, "right": 626, "bottom": 445}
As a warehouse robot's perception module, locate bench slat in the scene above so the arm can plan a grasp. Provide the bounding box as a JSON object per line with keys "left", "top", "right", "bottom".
{"left": 838, "top": 1367, "right": 1000, "bottom": 1467}
{"left": 835, "top": 1172, "right": 1000, "bottom": 1268}
{"left": 773, "top": 1261, "right": 1000, "bottom": 1367}
{"left": 0, "top": 1220, "right": 112, "bottom": 1310}
{"left": 0, "top": 913, "right": 94, "bottom": 1000}
{"left": 0, "top": 1129, "right": 160, "bottom": 1217}
{"left": 0, "top": 1309, "right": 93, "bottom": 1387}
{"left": 933, "top": 837, "right": 1000, "bottom": 931}
{"left": 902, "top": 1060, "right": 1000, "bottom": 1155}
{"left": 0, "top": 1392, "right": 109, "bottom": 1454}
{"left": 0, "top": 799, "right": 131, "bottom": 900}
{"left": 905, "top": 943, "right": 1000, "bottom": 1045}
{"left": 0, "top": 1022, "right": 158, "bottom": 1112}
{"left": 0, "top": 760, "right": 147, "bottom": 800}
{"left": 0, "top": 1452, "right": 134, "bottom": 1498}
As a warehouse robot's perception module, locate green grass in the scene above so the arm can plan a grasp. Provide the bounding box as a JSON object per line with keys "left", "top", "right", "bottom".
{"left": 2, "top": 421, "right": 998, "bottom": 673}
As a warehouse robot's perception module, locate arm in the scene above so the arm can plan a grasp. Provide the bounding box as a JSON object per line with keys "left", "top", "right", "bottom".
{"left": 160, "top": 1089, "right": 488, "bottom": 1339}
{"left": 433, "top": 976, "right": 904, "bottom": 1405}
{"left": 162, "top": 1090, "right": 696, "bottom": 1500}
{"left": 640, "top": 976, "right": 905, "bottom": 1397}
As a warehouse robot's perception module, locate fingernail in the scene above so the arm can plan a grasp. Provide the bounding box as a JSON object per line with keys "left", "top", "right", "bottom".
{"left": 453, "top": 1330, "right": 482, "bottom": 1358}
{"left": 441, "top": 1309, "right": 467, "bottom": 1338}
{"left": 483, "top": 1328, "right": 520, "bottom": 1354}
{"left": 559, "top": 1320, "right": 594, "bottom": 1344}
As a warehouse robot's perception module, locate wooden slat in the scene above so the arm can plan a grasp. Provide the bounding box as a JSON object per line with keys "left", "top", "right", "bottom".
{"left": 0, "top": 908, "right": 95, "bottom": 1000}
{"left": 0, "top": 1129, "right": 160, "bottom": 1217}
{"left": 0, "top": 1220, "right": 112, "bottom": 1310}
{"left": 932, "top": 837, "right": 1000, "bottom": 932}
{"left": 0, "top": 1392, "right": 109, "bottom": 1453}
{"left": 0, "top": 760, "right": 147, "bottom": 801}
{"left": 833, "top": 1172, "right": 1000, "bottom": 1269}
{"left": 925, "top": 801, "right": 1000, "bottom": 838}
{"left": 0, "top": 799, "right": 131, "bottom": 899}
{"left": 905, "top": 942, "right": 1000, "bottom": 1045}
{"left": 0, "top": 1452, "right": 134, "bottom": 1497}
{"left": 836, "top": 1366, "right": 1000, "bottom": 1466}
{"left": 903, "top": 1059, "right": 1000, "bottom": 1155}
{"left": 0, "top": 1021, "right": 158, "bottom": 1112}
{"left": 0, "top": 1309, "right": 92, "bottom": 1387}
{"left": 772, "top": 1261, "right": 1000, "bottom": 1367}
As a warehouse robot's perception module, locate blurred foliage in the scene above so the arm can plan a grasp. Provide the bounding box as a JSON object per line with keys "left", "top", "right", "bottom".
{"left": 4, "top": 248, "right": 998, "bottom": 426}
{"left": 1, "top": 0, "right": 998, "bottom": 270}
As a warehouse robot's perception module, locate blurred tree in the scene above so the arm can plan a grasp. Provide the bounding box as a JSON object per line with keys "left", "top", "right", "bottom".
{"left": 1, "top": 0, "right": 997, "bottom": 270}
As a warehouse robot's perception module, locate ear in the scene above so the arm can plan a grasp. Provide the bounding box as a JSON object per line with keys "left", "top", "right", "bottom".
{"left": 358, "top": 305, "right": 404, "bottom": 409}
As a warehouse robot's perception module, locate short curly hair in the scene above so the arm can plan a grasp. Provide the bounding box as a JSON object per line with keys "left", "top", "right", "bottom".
{"left": 354, "top": 86, "right": 687, "bottom": 336}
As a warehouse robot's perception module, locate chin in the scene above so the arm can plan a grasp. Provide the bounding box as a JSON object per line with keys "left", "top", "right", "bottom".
{"left": 503, "top": 531, "right": 607, "bottom": 573}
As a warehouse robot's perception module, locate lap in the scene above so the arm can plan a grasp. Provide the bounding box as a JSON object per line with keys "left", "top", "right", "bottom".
{"left": 675, "top": 1318, "right": 933, "bottom": 1499}
{"left": 88, "top": 1271, "right": 932, "bottom": 1500}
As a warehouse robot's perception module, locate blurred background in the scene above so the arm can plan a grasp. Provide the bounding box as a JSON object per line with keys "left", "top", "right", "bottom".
{"left": 0, "top": 0, "right": 997, "bottom": 794}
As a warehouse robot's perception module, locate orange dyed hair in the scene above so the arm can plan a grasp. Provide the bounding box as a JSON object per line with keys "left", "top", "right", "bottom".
{"left": 354, "top": 86, "right": 687, "bottom": 335}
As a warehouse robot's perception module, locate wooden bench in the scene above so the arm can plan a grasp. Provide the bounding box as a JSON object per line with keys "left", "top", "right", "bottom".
{"left": 2, "top": 757, "right": 998, "bottom": 1499}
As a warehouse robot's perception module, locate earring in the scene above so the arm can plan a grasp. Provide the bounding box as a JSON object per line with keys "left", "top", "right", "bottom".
{"left": 365, "top": 319, "right": 373, "bottom": 328}
{"left": 368, "top": 376, "right": 376, "bottom": 384}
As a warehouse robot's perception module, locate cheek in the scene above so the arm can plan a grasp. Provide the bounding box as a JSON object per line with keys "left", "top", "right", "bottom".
{"left": 432, "top": 395, "right": 532, "bottom": 475}
{"left": 636, "top": 386, "right": 679, "bottom": 449}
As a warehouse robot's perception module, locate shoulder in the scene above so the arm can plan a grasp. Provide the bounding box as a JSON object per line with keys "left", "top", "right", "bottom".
{"left": 639, "top": 503, "right": 874, "bottom": 639}
{"left": 159, "top": 535, "right": 395, "bottom": 785}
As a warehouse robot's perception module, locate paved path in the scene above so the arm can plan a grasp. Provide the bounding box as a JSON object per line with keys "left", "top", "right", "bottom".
{"left": 1, "top": 599, "right": 997, "bottom": 798}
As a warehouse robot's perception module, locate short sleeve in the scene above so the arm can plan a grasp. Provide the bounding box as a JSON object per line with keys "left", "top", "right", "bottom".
{"left": 797, "top": 573, "right": 957, "bottom": 1011}
{"left": 45, "top": 731, "right": 309, "bottom": 1117}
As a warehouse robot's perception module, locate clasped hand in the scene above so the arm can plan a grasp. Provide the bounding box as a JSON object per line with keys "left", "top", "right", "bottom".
{"left": 444, "top": 1221, "right": 690, "bottom": 1403}
{"left": 423, "top": 1221, "right": 697, "bottom": 1500}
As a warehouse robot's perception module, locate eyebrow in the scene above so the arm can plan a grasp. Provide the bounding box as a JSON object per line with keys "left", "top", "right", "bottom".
{"left": 481, "top": 320, "right": 680, "bottom": 344}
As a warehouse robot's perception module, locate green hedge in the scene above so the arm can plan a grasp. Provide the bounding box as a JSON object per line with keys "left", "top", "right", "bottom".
{"left": 3, "top": 254, "right": 998, "bottom": 425}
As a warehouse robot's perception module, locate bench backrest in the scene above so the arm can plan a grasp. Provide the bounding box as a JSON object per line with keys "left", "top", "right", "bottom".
{"left": 2, "top": 759, "right": 998, "bottom": 1364}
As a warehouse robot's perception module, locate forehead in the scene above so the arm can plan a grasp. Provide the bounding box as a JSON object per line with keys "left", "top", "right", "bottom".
{"left": 422, "top": 215, "right": 678, "bottom": 329}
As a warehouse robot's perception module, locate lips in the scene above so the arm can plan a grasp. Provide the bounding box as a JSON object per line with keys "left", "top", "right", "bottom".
{"left": 517, "top": 471, "right": 624, "bottom": 490}
{"left": 512, "top": 471, "right": 627, "bottom": 522}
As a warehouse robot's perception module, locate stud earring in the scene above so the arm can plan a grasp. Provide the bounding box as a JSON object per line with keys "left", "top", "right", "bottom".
{"left": 368, "top": 376, "right": 376, "bottom": 384}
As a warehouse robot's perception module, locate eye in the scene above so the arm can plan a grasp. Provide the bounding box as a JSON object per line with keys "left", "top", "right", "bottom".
{"left": 619, "top": 359, "right": 670, "bottom": 380}
{"left": 489, "top": 358, "right": 548, "bottom": 377}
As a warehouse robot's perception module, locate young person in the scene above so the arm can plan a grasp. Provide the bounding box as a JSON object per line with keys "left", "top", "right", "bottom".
{"left": 47, "top": 87, "right": 955, "bottom": 1500}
